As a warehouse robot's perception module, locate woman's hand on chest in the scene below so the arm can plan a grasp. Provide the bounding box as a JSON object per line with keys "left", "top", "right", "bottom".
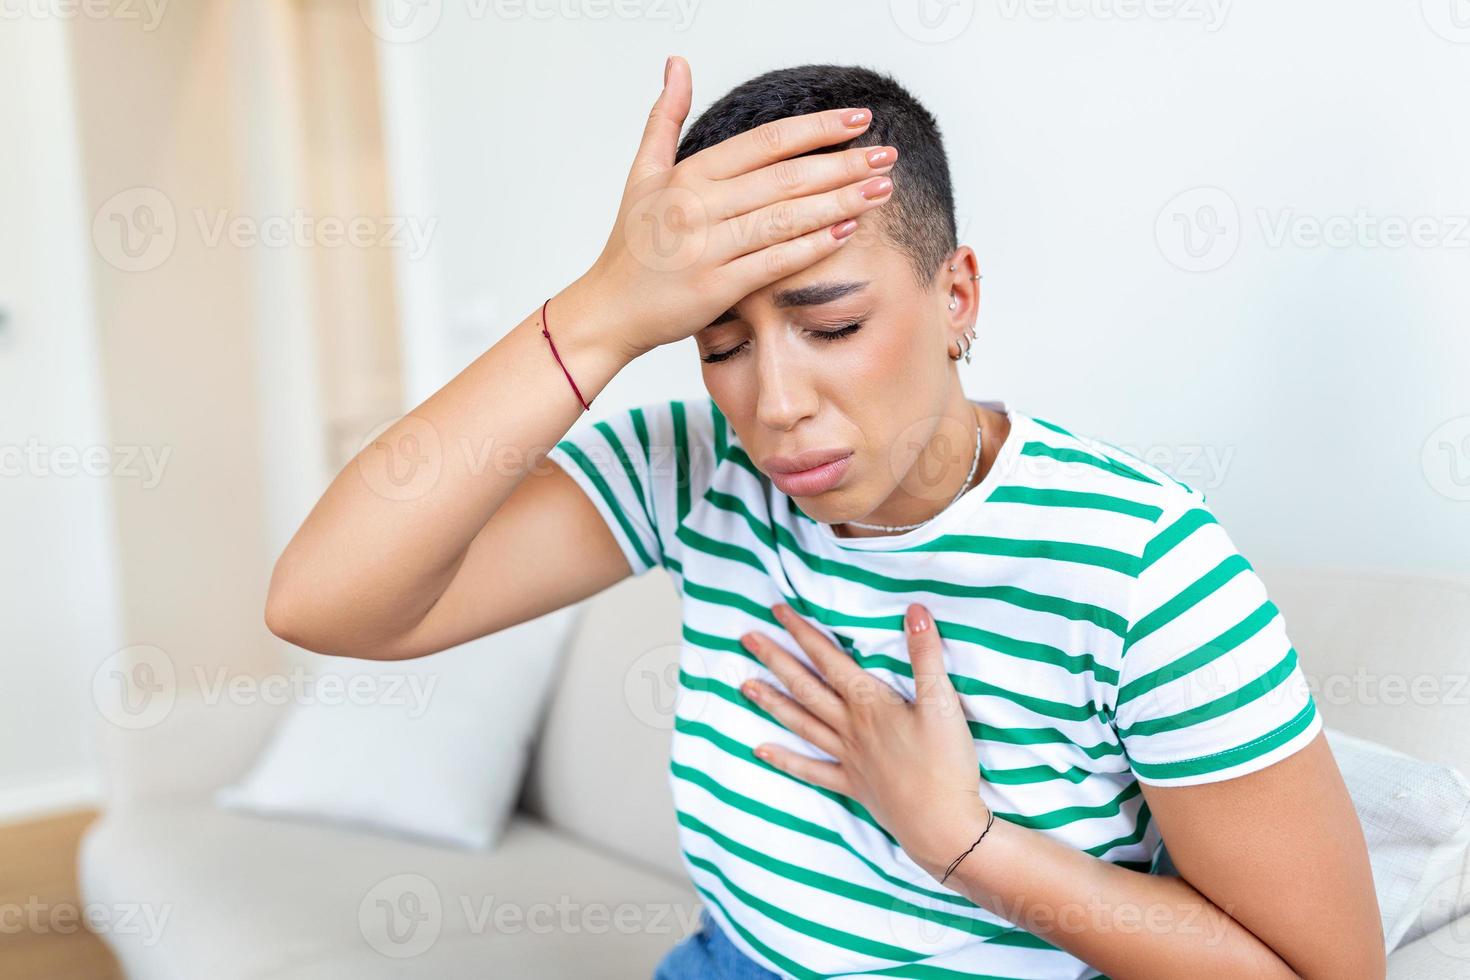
{"left": 738, "top": 602, "right": 993, "bottom": 881}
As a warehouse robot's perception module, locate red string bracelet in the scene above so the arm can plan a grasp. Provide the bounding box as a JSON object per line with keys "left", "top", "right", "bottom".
{"left": 540, "top": 296, "right": 591, "bottom": 412}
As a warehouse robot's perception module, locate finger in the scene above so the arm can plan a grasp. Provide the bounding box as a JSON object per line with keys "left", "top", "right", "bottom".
{"left": 740, "top": 631, "right": 846, "bottom": 728}
{"left": 712, "top": 173, "right": 893, "bottom": 265}
{"left": 905, "top": 604, "right": 959, "bottom": 713}
{"left": 689, "top": 106, "right": 873, "bottom": 182}
{"left": 771, "top": 603, "right": 869, "bottom": 696}
{"left": 716, "top": 216, "right": 866, "bottom": 298}
{"left": 711, "top": 144, "right": 897, "bottom": 221}
{"left": 753, "top": 743, "right": 850, "bottom": 796}
{"left": 741, "top": 678, "right": 845, "bottom": 759}
{"left": 626, "top": 55, "right": 693, "bottom": 189}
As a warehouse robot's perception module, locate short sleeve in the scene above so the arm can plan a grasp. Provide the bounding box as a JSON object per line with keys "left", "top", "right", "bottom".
{"left": 544, "top": 397, "right": 719, "bottom": 578}
{"left": 1111, "top": 500, "right": 1323, "bottom": 787}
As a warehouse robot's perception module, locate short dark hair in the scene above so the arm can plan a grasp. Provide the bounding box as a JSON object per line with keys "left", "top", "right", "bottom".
{"left": 675, "top": 63, "right": 958, "bottom": 289}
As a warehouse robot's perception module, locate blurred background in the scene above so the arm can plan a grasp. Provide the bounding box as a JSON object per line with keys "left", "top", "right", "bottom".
{"left": 2, "top": 0, "right": 1468, "bottom": 975}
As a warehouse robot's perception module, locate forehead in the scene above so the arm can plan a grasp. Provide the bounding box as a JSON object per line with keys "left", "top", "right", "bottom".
{"left": 703, "top": 223, "right": 914, "bottom": 328}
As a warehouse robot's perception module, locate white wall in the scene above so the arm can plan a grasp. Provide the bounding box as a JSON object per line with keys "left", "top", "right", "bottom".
{"left": 371, "top": 0, "right": 1470, "bottom": 575}
{"left": 0, "top": 19, "right": 122, "bottom": 819}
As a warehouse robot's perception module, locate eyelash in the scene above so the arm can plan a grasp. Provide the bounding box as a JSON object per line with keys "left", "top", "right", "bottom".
{"left": 700, "top": 321, "right": 866, "bottom": 364}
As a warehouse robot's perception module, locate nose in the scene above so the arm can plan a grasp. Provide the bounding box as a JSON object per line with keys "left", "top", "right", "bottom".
{"left": 753, "top": 333, "right": 817, "bottom": 433}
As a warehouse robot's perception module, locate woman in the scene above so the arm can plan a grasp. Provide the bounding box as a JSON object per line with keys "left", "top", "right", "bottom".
{"left": 265, "top": 57, "right": 1383, "bottom": 979}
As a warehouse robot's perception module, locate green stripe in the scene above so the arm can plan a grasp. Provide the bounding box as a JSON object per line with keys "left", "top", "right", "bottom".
{"left": 1123, "top": 554, "right": 1251, "bottom": 656}
{"left": 856, "top": 532, "right": 1140, "bottom": 575}
{"left": 1140, "top": 507, "right": 1218, "bottom": 572}
{"left": 986, "top": 485, "right": 1163, "bottom": 522}
{"left": 701, "top": 488, "right": 1131, "bottom": 635}
{"left": 676, "top": 683, "right": 1116, "bottom": 834}
{"left": 552, "top": 441, "right": 657, "bottom": 571}
{"left": 680, "top": 660, "right": 1109, "bottom": 795}
{"left": 1029, "top": 416, "right": 1077, "bottom": 439}
{"left": 1116, "top": 599, "right": 1278, "bottom": 706}
{"left": 1019, "top": 441, "right": 1161, "bottom": 486}
{"left": 672, "top": 399, "right": 691, "bottom": 525}
{"left": 670, "top": 752, "right": 986, "bottom": 912}
{"left": 683, "top": 569, "right": 1122, "bottom": 686}
{"left": 630, "top": 407, "right": 660, "bottom": 544}
{"left": 1116, "top": 644, "right": 1308, "bottom": 739}
{"left": 679, "top": 619, "right": 1107, "bottom": 725}
{"left": 675, "top": 715, "right": 893, "bottom": 841}
{"left": 969, "top": 720, "right": 1125, "bottom": 760}
{"left": 675, "top": 808, "right": 1035, "bottom": 942}
{"left": 592, "top": 419, "right": 657, "bottom": 545}
{"left": 1128, "top": 696, "right": 1318, "bottom": 780}
{"left": 710, "top": 399, "right": 729, "bottom": 462}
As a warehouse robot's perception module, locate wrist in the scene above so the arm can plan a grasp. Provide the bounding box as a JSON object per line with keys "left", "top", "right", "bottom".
{"left": 540, "top": 275, "right": 639, "bottom": 404}
{"left": 907, "top": 796, "right": 995, "bottom": 883}
{"left": 558, "top": 271, "right": 646, "bottom": 367}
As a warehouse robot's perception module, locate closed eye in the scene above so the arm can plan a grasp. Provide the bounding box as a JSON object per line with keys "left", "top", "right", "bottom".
{"left": 700, "top": 320, "right": 866, "bottom": 364}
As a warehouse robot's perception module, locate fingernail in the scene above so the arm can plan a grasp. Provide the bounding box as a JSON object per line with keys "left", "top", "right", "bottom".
{"left": 907, "top": 605, "right": 932, "bottom": 633}
{"left": 865, "top": 147, "right": 893, "bottom": 168}
{"left": 841, "top": 108, "right": 871, "bottom": 128}
{"left": 663, "top": 57, "right": 671, "bottom": 86}
{"left": 754, "top": 746, "right": 772, "bottom": 760}
{"left": 831, "top": 219, "right": 859, "bottom": 240}
{"left": 861, "top": 177, "right": 893, "bottom": 200}
{"left": 739, "top": 633, "right": 757, "bottom": 652}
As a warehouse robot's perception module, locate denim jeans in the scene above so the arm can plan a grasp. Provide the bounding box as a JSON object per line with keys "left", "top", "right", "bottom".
{"left": 653, "top": 907, "right": 784, "bottom": 979}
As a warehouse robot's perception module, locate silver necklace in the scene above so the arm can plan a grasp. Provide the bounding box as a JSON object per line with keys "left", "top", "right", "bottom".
{"left": 841, "top": 415, "right": 984, "bottom": 534}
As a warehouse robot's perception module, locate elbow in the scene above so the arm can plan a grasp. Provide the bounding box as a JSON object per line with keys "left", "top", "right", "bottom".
{"left": 263, "top": 570, "right": 421, "bottom": 662}
{"left": 263, "top": 560, "right": 342, "bottom": 656}
{"left": 263, "top": 575, "right": 320, "bottom": 652}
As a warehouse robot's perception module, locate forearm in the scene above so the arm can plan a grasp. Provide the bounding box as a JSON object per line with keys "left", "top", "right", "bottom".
{"left": 265, "top": 273, "right": 631, "bottom": 654}
{"left": 916, "top": 816, "right": 1299, "bottom": 980}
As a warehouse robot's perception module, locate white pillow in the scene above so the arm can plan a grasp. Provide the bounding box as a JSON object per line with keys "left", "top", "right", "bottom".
{"left": 1325, "top": 728, "right": 1470, "bottom": 950}
{"left": 216, "top": 611, "right": 568, "bottom": 850}
{"left": 1150, "top": 726, "right": 1470, "bottom": 950}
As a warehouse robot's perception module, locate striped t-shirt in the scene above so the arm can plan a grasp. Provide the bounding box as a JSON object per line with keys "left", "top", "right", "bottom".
{"left": 547, "top": 396, "right": 1322, "bottom": 980}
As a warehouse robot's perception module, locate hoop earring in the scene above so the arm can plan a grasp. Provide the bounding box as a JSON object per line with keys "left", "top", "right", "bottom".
{"left": 949, "top": 326, "right": 975, "bottom": 364}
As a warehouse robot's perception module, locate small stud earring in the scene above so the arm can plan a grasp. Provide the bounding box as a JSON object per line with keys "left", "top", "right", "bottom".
{"left": 948, "top": 292, "right": 957, "bottom": 310}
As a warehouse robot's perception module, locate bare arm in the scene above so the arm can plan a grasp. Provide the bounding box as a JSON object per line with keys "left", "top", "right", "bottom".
{"left": 264, "top": 56, "right": 900, "bottom": 660}
{"left": 923, "top": 731, "right": 1384, "bottom": 979}
{"left": 737, "top": 605, "right": 1384, "bottom": 980}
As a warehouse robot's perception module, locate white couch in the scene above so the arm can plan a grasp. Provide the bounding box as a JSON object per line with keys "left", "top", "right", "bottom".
{"left": 79, "top": 566, "right": 1470, "bottom": 978}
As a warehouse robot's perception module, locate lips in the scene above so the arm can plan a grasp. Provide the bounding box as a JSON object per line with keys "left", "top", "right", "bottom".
{"left": 763, "top": 451, "right": 854, "bottom": 497}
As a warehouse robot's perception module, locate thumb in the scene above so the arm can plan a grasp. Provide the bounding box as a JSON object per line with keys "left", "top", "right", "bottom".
{"left": 627, "top": 55, "right": 691, "bottom": 188}
{"left": 905, "top": 604, "right": 957, "bottom": 711}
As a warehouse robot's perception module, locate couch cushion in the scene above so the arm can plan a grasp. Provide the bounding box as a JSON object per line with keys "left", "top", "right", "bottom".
{"left": 521, "top": 568, "right": 688, "bottom": 882}
{"left": 1257, "top": 567, "right": 1470, "bottom": 777}
{"left": 78, "top": 805, "right": 700, "bottom": 980}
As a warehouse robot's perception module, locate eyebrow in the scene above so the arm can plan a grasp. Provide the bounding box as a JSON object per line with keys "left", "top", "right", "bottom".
{"left": 703, "top": 279, "right": 872, "bottom": 329}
